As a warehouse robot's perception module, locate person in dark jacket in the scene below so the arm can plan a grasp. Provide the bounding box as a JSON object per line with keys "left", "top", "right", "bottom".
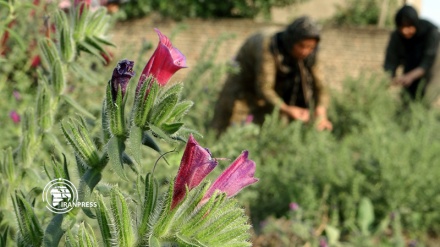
{"left": 212, "top": 16, "right": 332, "bottom": 135}
{"left": 384, "top": 5, "right": 440, "bottom": 102}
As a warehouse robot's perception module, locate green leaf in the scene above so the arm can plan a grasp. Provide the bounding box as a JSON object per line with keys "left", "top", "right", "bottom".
{"left": 138, "top": 173, "right": 158, "bottom": 242}
{"left": 1, "top": 226, "right": 8, "bottom": 247}
{"left": 96, "top": 194, "right": 115, "bottom": 247}
{"left": 357, "top": 197, "right": 374, "bottom": 235}
{"left": 134, "top": 78, "right": 159, "bottom": 128}
{"left": 150, "top": 93, "right": 179, "bottom": 126}
{"left": 142, "top": 131, "right": 162, "bottom": 153}
{"left": 38, "top": 38, "right": 58, "bottom": 68}
{"left": 78, "top": 168, "right": 102, "bottom": 218}
{"left": 37, "top": 85, "right": 53, "bottom": 132}
{"left": 62, "top": 95, "right": 96, "bottom": 120}
{"left": 61, "top": 119, "right": 100, "bottom": 167}
{"left": 128, "top": 125, "right": 143, "bottom": 165}
{"left": 151, "top": 180, "right": 174, "bottom": 238}
{"left": 161, "top": 122, "right": 184, "bottom": 135}
{"left": 106, "top": 83, "right": 126, "bottom": 137}
{"left": 73, "top": 3, "right": 90, "bottom": 41}
{"left": 149, "top": 124, "right": 174, "bottom": 143}
{"left": 78, "top": 222, "right": 98, "bottom": 247}
{"left": 42, "top": 214, "right": 65, "bottom": 247}
{"left": 51, "top": 59, "right": 66, "bottom": 95}
{"left": 169, "top": 100, "right": 193, "bottom": 121}
{"left": 1, "top": 148, "right": 15, "bottom": 182}
{"left": 158, "top": 83, "right": 183, "bottom": 101}
{"left": 12, "top": 192, "right": 43, "bottom": 247}
{"left": 110, "top": 187, "right": 134, "bottom": 246}
{"left": 149, "top": 236, "right": 161, "bottom": 247}
{"left": 325, "top": 225, "right": 341, "bottom": 246}
{"left": 60, "top": 27, "right": 76, "bottom": 63}
{"left": 107, "top": 136, "right": 127, "bottom": 181}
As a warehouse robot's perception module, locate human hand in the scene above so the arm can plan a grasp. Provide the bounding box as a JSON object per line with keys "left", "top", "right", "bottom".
{"left": 316, "top": 118, "right": 333, "bottom": 131}
{"left": 289, "top": 106, "right": 310, "bottom": 122}
{"left": 392, "top": 75, "right": 414, "bottom": 87}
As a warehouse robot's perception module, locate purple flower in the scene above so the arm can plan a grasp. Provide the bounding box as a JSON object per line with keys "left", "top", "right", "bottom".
{"left": 13, "top": 90, "right": 21, "bottom": 101}
{"left": 10, "top": 110, "right": 20, "bottom": 124}
{"left": 289, "top": 202, "right": 299, "bottom": 211}
{"left": 319, "top": 238, "right": 328, "bottom": 247}
{"left": 137, "top": 28, "right": 186, "bottom": 90}
{"left": 172, "top": 134, "right": 218, "bottom": 209}
{"left": 201, "top": 151, "right": 258, "bottom": 204}
{"left": 110, "top": 59, "right": 135, "bottom": 102}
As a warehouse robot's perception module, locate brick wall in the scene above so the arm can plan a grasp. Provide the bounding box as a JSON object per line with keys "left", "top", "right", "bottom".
{"left": 110, "top": 17, "right": 392, "bottom": 88}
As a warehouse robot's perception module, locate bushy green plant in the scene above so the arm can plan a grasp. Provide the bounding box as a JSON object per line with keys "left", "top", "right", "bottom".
{"left": 331, "top": 0, "right": 399, "bottom": 27}
{"left": 117, "top": 0, "right": 307, "bottom": 21}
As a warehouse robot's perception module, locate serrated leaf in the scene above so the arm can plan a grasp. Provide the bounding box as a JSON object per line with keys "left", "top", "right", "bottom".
{"left": 12, "top": 192, "right": 43, "bottom": 247}
{"left": 96, "top": 194, "right": 115, "bottom": 247}
{"left": 151, "top": 180, "right": 174, "bottom": 238}
{"left": 158, "top": 83, "right": 183, "bottom": 101}
{"left": 107, "top": 136, "right": 127, "bottom": 181}
{"left": 134, "top": 78, "right": 158, "bottom": 128}
{"left": 170, "top": 100, "right": 193, "bottom": 121}
{"left": 110, "top": 187, "right": 134, "bottom": 246}
{"left": 78, "top": 222, "right": 98, "bottom": 247}
{"left": 138, "top": 173, "right": 158, "bottom": 241}
{"left": 150, "top": 93, "right": 178, "bottom": 126}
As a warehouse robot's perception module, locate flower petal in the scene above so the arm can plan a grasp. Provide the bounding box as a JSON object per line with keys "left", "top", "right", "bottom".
{"left": 138, "top": 29, "right": 186, "bottom": 89}
{"left": 202, "top": 151, "right": 258, "bottom": 203}
{"left": 172, "top": 134, "right": 218, "bottom": 209}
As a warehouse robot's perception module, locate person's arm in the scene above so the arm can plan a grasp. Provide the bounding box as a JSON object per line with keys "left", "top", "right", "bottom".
{"left": 311, "top": 61, "right": 332, "bottom": 131}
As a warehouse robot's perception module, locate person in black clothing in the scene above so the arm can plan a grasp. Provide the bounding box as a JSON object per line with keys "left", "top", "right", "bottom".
{"left": 384, "top": 5, "right": 440, "bottom": 101}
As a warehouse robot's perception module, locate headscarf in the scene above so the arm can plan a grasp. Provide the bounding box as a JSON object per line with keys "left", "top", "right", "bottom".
{"left": 395, "top": 5, "right": 419, "bottom": 28}
{"left": 282, "top": 16, "right": 320, "bottom": 52}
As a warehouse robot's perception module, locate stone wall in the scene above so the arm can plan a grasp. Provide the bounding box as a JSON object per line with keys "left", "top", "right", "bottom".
{"left": 110, "top": 17, "right": 392, "bottom": 88}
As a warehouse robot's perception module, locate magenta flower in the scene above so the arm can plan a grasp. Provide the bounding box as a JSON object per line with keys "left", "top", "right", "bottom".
{"left": 110, "top": 59, "right": 135, "bottom": 102}
{"left": 10, "top": 110, "right": 21, "bottom": 124}
{"left": 137, "top": 28, "right": 186, "bottom": 90}
{"left": 172, "top": 134, "right": 218, "bottom": 209}
{"left": 201, "top": 151, "right": 258, "bottom": 204}
{"left": 289, "top": 202, "right": 299, "bottom": 211}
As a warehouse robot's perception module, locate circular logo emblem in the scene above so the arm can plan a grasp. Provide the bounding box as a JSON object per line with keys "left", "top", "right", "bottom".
{"left": 42, "top": 178, "right": 78, "bottom": 214}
